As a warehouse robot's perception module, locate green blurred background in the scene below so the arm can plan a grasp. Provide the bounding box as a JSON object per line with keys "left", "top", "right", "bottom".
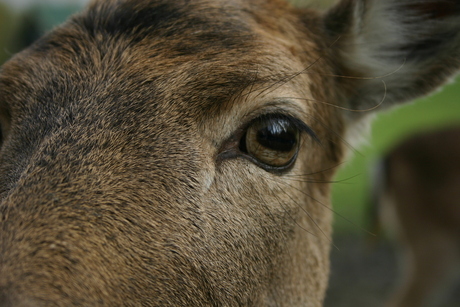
{"left": 0, "top": 1, "right": 83, "bottom": 64}
{"left": 1, "top": 0, "right": 459, "bottom": 236}
{"left": 333, "top": 82, "right": 460, "bottom": 234}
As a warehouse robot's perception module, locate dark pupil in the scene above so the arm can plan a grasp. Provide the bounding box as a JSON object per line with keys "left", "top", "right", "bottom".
{"left": 257, "top": 120, "right": 296, "bottom": 152}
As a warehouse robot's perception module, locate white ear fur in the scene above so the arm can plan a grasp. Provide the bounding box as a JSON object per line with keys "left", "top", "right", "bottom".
{"left": 325, "top": 0, "right": 460, "bottom": 118}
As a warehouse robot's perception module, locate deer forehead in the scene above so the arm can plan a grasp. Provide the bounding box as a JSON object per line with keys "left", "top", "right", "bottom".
{"left": 1, "top": 0, "right": 332, "bottom": 150}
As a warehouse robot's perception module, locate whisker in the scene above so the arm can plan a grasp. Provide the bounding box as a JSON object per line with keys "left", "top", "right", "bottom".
{"left": 272, "top": 191, "right": 321, "bottom": 239}
{"left": 278, "top": 179, "right": 376, "bottom": 237}
{"left": 280, "top": 80, "right": 388, "bottom": 113}
{"left": 284, "top": 162, "right": 347, "bottom": 178}
{"left": 304, "top": 58, "right": 407, "bottom": 80}
{"left": 302, "top": 112, "right": 364, "bottom": 157}
{"left": 244, "top": 36, "right": 344, "bottom": 99}
{"left": 254, "top": 190, "right": 291, "bottom": 235}
{"left": 243, "top": 68, "right": 260, "bottom": 104}
{"left": 282, "top": 173, "right": 362, "bottom": 185}
{"left": 257, "top": 53, "right": 330, "bottom": 98}
{"left": 278, "top": 186, "right": 338, "bottom": 249}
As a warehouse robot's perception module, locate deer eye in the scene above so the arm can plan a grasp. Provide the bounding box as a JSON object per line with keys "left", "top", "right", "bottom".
{"left": 240, "top": 115, "right": 300, "bottom": 170}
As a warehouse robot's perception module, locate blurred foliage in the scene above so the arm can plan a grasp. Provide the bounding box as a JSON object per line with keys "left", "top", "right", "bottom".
{"left": 0, "top": 3, "right": 21, "bottom": 64}
{"left": 291, "top": 0, "right": 338, "bottom": 9}
{"left": 0, "top": 2, "right": 83, "bottom": 66}
{"left": 332, "top": 78, "right": 460, "bottom": 234}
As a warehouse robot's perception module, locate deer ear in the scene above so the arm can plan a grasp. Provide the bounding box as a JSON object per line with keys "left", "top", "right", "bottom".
{"left": 324, "top": 0, "right": 460, "bottom": 117}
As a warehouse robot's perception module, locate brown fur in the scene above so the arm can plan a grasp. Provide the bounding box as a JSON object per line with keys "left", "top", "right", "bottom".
{"left": 0, "top": 0, "right": 459, "bottom": 306}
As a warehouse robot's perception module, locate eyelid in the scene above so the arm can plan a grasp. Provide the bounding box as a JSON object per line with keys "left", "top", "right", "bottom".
{"left": 249, "top": 112, "right": 320, "bottom": 144}
{"left": 279, "top": 115, "right": 320, "bottom": 144}
{"left": 217, "top": 111, "right": 318, "bottom": 160}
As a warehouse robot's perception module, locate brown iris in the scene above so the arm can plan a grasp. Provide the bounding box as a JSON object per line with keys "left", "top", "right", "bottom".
{"left": 243, "top": 115, "right": 300, "bottom": 168}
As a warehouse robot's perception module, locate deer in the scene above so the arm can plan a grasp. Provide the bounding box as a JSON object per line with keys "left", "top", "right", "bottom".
{"left": 0, "top": 0, "right": 460, "bottom": 306}
{"left": 374, "top": 127, "right": 460, "bottom": 307}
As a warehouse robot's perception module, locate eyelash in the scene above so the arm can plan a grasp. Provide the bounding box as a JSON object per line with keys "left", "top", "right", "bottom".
{"left": 218, "top": 112, "right": 317, "bottom": 174}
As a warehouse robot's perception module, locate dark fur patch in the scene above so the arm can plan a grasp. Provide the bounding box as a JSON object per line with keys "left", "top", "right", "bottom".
{"left": 80, "top": 1, "right": 192, "bottom": 39}
{"left": 74, "top": 0, "right": 254, "bottom": 54}
{"left": 399, "top": 30, "right": 459, "bottom": 62}
{"left": 405, "top": 1, "right": 460, "bottom": 19}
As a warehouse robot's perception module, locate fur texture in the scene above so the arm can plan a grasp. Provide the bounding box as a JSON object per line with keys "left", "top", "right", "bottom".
{"left": 0, "top": 0, "right": 459, "bottom": 306}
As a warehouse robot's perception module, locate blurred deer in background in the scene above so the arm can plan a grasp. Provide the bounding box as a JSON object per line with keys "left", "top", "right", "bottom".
{"left": 374, "top": 127, "right": 460, "bottom": 307}
{"left": 1, "top": 0, "right": 460, "bottom": 306}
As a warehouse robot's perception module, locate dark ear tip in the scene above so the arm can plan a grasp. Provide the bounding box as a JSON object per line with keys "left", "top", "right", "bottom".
{"left": 404, "top": 1, "right": 460, "bottom": 19}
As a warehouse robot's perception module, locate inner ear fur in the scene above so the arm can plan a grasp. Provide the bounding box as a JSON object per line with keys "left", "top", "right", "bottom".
{"left": 323, "top": 0, "right": 460, "bottom": 116}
